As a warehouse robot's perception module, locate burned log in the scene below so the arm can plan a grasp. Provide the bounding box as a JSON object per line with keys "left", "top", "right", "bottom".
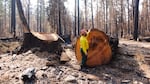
{"left": 15, "top": 0, "right": 64, "bottom": 55}
{"left": 17, "top": 32, "right": 64, "bottom": 55}
{"left": 139, "top": 37, "right": 150, "bottom": 42}
{"left": 109, "top": 37, "right": 119, "bottom": 55}
{"left": 75, "top": 29, "right": 113, "bottom": 67}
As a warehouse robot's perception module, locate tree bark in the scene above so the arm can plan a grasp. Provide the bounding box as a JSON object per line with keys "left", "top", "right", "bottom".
{"left": 84, "top": 0, "right": 87, "bottom": 28}
{"left": 37, "top": 0, "right": 39, "bottom": 32}
{"left": 16, "top": 0, "right": 30, "bottom": 33}
{"left": 120, "top": 0, "right": 124, "bottom": 38}
{"left": 91, "top": 0, "right": 94, "bottom": 29}
{"left": 58, "top": 1, "right": 62, "bottom": 35}
{"left": 133, "top": 0, "right": 139, "bottom": 41}
{"left": 127, "top": 0, "right": 130, "bottom": 35}
{"left": 105, "top": 0, "right": 108, "bottom": 33}
{"left": 11, "top": 0, "right": 16, "bottom": 37}
{"left": 27, "top": 0, "right": 30, "bottom": 29}
{"left": 74, "top": 0, "right": 77, "bottom": 36}
{"left": 15, "top": 0, "right": 63, "bottom": 54}
{"left": 77, "top": 0, "right": 80, "bottom": 35}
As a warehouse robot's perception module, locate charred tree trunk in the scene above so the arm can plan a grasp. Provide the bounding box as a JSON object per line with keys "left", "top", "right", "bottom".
{"left": 91, "top": 0, "right": 94, "bottom": 29}
{"left": 37, "top": 0, "right": 39, "bottom": 32}
{"left": 18, "top": 33, "right": 63, "bottom": 55}
{"left": 77, "top": 0, "right": 80, "bottom": 35}
{"left": 74, "top": 0, "right": 77, "bottom": 36}
{"left": 127, "top": 0, "right": 130, "bottom": 35}
{"left": 15, "top": 0, "right": 63, "bottom": 54}
{"left": 84, "top": 0, "right": 87, "bottom": 28}
{"left": 16, "top": 0, "right": 30, "bottom": 33}
{"left": 105, "top": 0, "right": 108, "bottom": 33}
{"left": 58, "top": 1, "right": 62, "bottom": 36}
{"left": 27, "top": 0, "right": 30, "bottom": 29}
{"left": 133, "top": 0, "right": 139, "bottom": 41}
{"left": 120, "top": 0, "right": 124, "bottom": 38}
{"left": 11, "top": 0, "right": 16, "bottom": 38}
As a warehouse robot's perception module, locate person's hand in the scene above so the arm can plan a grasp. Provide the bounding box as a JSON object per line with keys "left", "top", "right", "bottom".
{"left": 88, "top": 28, "right": 91, "bottom": 33}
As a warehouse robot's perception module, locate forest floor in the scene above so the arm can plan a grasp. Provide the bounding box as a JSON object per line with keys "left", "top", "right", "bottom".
{"left": 0, "top": 39, "right": 150, "bottom": 84}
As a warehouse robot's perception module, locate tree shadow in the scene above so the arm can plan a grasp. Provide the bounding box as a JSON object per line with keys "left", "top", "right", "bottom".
{"left": 13, "top": 41, "right": 150, "bottom": 84}
{"left": 79, "top": 46, "right": 150, "bottom": 83}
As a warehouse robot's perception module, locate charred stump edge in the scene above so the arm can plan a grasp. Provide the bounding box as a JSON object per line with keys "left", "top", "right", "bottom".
{"left": 17, "top": 33, "right": 63, "bottom": 55}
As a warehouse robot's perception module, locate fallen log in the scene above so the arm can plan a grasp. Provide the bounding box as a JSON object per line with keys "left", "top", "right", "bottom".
{"left": 75, "top": 29, "right": 118, "bottom": 67}
{"left": 16, "top": 32, "right": 64, "bottom": 55}
{"left": 15, "top": 0, "right": 64, "bottom": 55}
{"left": 139, "top": 37, "right": 150, "bottom": 42}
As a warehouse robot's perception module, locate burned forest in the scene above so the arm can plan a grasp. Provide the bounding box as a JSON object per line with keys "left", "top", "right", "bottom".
{"left": 0, "top": 0, "right": 150, "bottom": 84}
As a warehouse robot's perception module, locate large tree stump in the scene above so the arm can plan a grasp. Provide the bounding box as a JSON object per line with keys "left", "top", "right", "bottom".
{"left": 75, "top": 29, "right": 119, "bottom": 67}
{"left": 17, "top": 32, "right": 63, "bottom": 55}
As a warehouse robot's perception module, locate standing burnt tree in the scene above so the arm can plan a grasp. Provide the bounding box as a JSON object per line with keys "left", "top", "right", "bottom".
{"left": 11, "top": 0, "right": 16, "bottom": 38}
{"left": 133, "top": 0, "right": 139, "bottom": 41}
{"left": 15, "top": 0, "right": 63, "bottom": 54}
{"left": 77, "top": 0, "right": 80, "bottom": 35}
{"left": 74, "top": 0, "right": 77, "bottom": 36}
{"left": 16, "top": 0, "right": 30, "bottom": 33}
{"left": 91, "top": 0, "right": 94, "bottom": 29}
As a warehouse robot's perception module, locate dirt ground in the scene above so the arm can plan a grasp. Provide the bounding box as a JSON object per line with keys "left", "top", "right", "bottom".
{"left": 0, "top": 39, "right": 150, "bottom": 84}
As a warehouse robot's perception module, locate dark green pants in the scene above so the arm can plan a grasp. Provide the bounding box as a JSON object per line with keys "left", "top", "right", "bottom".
{"left": 80, "top": 48, "right": 87, "bottom": 66}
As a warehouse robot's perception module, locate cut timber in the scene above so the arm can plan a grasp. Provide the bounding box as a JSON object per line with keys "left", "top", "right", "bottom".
{"left": 31, "top": 32, "right": 59, "bottom": 42}
{"left": 15, "top": 0, "right": 63, "bottom": 55}
{"left": 17, "top": 32, "right": 63, "bottom": 55}
{"left": 75, "top": 29, "right": 112, "bottom": 67}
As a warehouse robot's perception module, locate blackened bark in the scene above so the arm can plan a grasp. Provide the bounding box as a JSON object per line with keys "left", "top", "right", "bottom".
{"left": 133, "top": 0, "right": 139, "bottom": 41}
{"left": 58, "top": 1, "right": 62, "bottom": 35}
{"left": 74, "top": 0, "right": 77, "bottom": 36}
{"left": 91, "top": 0, "right": 94, "bottom": 29}
{"left": 17, "top": 33, "right": 62, "bottom": 55}
{"left": 16, "top": 0, "right": 30, "bottom": 33}
{"left": 11, "top": 0, "right": 16, "bottom": 37}
{"left": 77, "top": 0, "right": 80, "bottom": 35}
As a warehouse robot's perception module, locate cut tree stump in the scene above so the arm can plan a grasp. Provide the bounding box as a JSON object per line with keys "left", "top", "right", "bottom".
{"left": 75, "top": 29, "right": 118, "bottom": 67}
{"left": 16, "top": 32, "right": 63, "bottom": 55}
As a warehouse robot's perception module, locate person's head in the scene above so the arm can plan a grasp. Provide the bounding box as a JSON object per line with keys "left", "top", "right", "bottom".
{"left": 80, "top": 29, "right": 87, "bottom": 36}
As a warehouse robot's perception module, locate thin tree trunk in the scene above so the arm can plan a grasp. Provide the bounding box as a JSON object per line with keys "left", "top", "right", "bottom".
{"left": 27, "top": 0, "right": 30, "bottom": 29}
{"left": 146, "top": 0, "right": 149, "bottom": 31}
{"left": 11, "top": 0, "right": 16, "bottom": 37}
{"left": 120, "top": 0, "right": 123, "bottom": 38}
{"left": 84, "top": 0, "right": 87, "bottom": 28}
{"left": 37, "top": 0, "right": 39, "bottom": 32}
{"left": 105, "top": 0, "right": 108, "bottom": 33}
{"left": 133, "top": 0, "right": 139, "bottom": 41}
{"left": 96, "top": 0, "right": 98, "bottom": 28}
{"left": 58, "top": 1, "right": 62, "bottom": 35}
{"left": 91, "top": 0, "right": 94, "bottom": 29}
{"left": 74, "top": 0, "right": 77, "bottom": 36}
{"left": 78, "top": 0, "right": 80, "bottom": 35}
{"left": 39, "top": 0, "right": 42, "bottom": 32}
{"left": 9, "top": 0, "right": 11, "bottom": 33}
{"left": 127, "top": 0, "right": 130, "bottom": 35}
{"left": 102, "top": 0, "right": 105, "bottom": 31}
{"left": 4, "top": 0, "right": 7, "bottom": 31}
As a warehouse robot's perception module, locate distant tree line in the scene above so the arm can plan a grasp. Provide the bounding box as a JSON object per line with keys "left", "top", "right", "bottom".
{"left": 0, "top": 0, "right": 149, "bottom": 41}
